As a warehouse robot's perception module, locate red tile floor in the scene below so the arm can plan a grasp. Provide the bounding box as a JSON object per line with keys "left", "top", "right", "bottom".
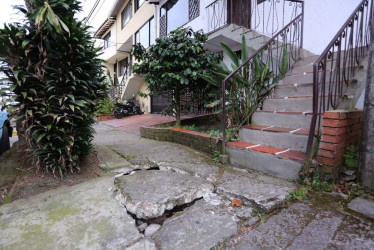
{"left": 100, "top": 114, "right": 194, "bottom": 134}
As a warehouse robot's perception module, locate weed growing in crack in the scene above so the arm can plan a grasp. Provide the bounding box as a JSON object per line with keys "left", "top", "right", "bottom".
{"left": 213, "top": 150, "right": 221, "bottom": 164}
{"left": 210, "top": 242, "right": 226, "bottom": 250}
{"left": 286, "top": 187, "right": 310, "bottom": 202}
{"left": 257, "top": 212, "right": 267, "bottom": 222}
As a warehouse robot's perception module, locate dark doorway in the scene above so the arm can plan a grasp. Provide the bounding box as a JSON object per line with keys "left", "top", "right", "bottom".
{"left": 151, "top": 94, "right": 170, "bottom": 113}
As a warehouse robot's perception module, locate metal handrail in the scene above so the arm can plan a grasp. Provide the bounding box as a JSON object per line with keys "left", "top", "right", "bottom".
{"left": 305, "top": 0, "right": 373, "bottom": 160}
{"left": 221, "top": 2, "right": 304, "bottom": 154}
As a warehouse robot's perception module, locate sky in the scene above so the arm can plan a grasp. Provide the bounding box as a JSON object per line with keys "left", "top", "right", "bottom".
{"left": 0, "top": 0, "right": 25, "bottom": 29}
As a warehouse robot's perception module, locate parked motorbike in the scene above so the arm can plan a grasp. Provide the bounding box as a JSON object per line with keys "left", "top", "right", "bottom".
{"left": 113, "top": 100, "right": 143, "bottom": 119}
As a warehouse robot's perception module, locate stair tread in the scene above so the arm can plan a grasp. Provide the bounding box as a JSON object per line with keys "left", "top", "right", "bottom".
{"left": 242, "top": 124, "right": 314, "bottom": 135}
{"left": 227, "top": 141, "right": 305, "bottom": 164}
{"left": 254, "top": 110, "right": 314, "bottom": 115}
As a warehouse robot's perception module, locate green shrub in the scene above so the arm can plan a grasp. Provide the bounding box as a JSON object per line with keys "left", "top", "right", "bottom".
{"left": 343, "top": 145, "right": 359, "bottom": 169}
{"left": 0, "top": 0, "right": 106, "bottom": 177}
{"left": 96, "top": 97, "right": 115, "bottom": 115}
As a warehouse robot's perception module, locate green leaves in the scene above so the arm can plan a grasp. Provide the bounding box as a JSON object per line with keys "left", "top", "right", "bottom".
{"left": 0, "top": 0, "right": 106, "bottom": 178}
{"left": 201, "top": 35, "right": 286, "bottom": 128}
{"left": 279, "top": 46, "right": 289, "bottom": 75}
{"left": 131, "top": 27, "right": 220, "bottom": 124}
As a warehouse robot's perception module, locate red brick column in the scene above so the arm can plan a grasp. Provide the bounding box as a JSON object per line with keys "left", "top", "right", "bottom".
{"left": 317, "top": 110, "right": 363, "bottom": 178}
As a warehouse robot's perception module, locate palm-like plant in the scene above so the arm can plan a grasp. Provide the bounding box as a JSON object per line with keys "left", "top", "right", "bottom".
{"left": 202, "top": 35, "right": 288, "bottom": 130}
{"left": 0, "top": 0, "right": 106, "bottom": 177}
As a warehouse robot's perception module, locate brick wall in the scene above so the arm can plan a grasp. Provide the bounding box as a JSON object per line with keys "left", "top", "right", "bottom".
{"left": 317, "top": 110, "right": 363, "bottom": 178}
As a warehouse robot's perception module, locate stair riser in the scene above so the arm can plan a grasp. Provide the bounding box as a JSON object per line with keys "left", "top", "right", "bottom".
{"left": 252, "top": 112, "right": 312, "bottom": 129}
{"left": 227, "top": 147, "right": 302, "bottom": 180}
{"left": 293, "top": 58, "right": 353, "bottom": 73}
{"left": 294, "top": 56, "right": 320, "bottom": 67}
{"left": 263, "top": 98, "right": 313, "bottom": 111}
{"left": 239, "top": 129, "right": 309, "bottom": 152}
{"left": 274, "top": 85, "right": 313, "bottom": 97}
{"left": 289, "top": 64, "right": 314, "bottom": 75}
{"left": 283, "top": 73, "right": 313, "bottom": 84}
{"left": 274, "top": 83, "right": 338, "bottom": 97}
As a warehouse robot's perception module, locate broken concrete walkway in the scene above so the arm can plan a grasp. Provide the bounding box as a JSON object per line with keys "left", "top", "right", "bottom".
{"left": 115, "top": 170, "right": 214, "bottom": 219}
{"left": 0, "top": 176, "right": 141, "bottom": 249}
{"left": 2, "top": 123, "right": 373, "bottom": 250}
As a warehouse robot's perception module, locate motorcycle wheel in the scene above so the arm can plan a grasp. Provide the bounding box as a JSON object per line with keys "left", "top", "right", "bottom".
{"left": 113, "top": 109, "right": 124, "bottom": 119}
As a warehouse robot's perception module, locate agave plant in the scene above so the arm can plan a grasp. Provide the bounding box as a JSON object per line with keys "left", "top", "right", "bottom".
{"left": 202, "top": 35, "right": 288, "bottom": 129}
{"left": 0, "top": 0, "right": 106, "bottom": 177}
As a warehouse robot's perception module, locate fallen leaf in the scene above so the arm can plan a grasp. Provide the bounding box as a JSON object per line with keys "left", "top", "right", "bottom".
{"left": 232, "top": 199, "right": 242, "bottom": 207}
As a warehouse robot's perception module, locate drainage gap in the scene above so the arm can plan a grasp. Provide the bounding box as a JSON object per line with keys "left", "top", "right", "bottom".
{"left": 126, "top": 197, "right": 202, "bottom": 234}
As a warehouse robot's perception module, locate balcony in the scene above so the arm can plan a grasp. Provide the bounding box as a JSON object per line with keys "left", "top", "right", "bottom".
{"left": 99, "top": 44, "right": 118, "bottom": 63}
{"left": 206, "top": 0, "right": 302, "bottom": 37}
{"left": 206, "top": 0, "right": 251, "bottom": 34}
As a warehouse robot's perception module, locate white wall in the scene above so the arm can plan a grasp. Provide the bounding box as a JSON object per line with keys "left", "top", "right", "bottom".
{"left": 303, "top": 0, "right": 362, "bottom": 55}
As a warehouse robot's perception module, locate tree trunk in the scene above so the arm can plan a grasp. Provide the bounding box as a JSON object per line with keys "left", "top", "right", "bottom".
{"left": 24, "top": 0, "right": 34, "bottom": 13}
{"left": 359, "top": 41, "right": 374, "bottom": 192}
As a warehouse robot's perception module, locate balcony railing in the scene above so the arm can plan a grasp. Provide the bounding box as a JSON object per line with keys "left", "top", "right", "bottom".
{"left": 305, "top": 0, "right": 374, "bottom": 161}
{"left": 206, "top": 0, "right": 303, "bottom": 36}
{"left": 206, "top": 0, "right": 228, "bottom": 33}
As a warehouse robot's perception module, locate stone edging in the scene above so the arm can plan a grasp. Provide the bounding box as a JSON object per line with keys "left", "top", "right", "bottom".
{"left": 140, "top": 115, "right": 222, "bottom": 155}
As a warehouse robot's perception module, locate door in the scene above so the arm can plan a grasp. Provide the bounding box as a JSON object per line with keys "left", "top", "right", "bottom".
{"left": 151, "top": 94, "right": 170, "bottom": 113}
{"left": 228, "top": 0, "right": 251, "bottom": 29}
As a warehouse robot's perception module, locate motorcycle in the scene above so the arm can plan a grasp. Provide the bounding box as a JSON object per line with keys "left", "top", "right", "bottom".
{"left": 113, "top": 100, "right": 143, "bottom": 119}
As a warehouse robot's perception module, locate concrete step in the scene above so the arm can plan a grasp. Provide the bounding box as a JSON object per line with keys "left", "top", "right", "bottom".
{"left": 283, "top": 72, "right": 313, "bottom": 84}
{"left": 263, "top": 96, "right": 314, "bottom": 111}
{"left": 252, "top": 111, "right": 312, "bottom": 129}
{"left": 294, "top": 55, "right": 320, "bottom": 67}
{"left": 288, "top": 63, "right": 314, "bottom": 75}
{"left": 239, "top": 125, "right": 310, "bottom": 152}
{"left": 274, "top": 83, "right": 313, "bottom": 97}
{"left": 227, "top": 141, "right": 304, "bottom": 180}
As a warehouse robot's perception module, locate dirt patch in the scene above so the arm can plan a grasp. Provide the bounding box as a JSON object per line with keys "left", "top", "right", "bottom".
{"left": 0, "top": 152, "right": 104, "bottom": 205}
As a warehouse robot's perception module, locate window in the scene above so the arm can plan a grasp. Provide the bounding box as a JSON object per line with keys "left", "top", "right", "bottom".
{"left": 119, "top": 57, "right": 131, "bottom": 76}
{"left": 135, "top": 0, "right": 145, "bottom": 11}
{"left": 135, "top": 17, "right": 155, "bottom": 48}
{"left": 103, "top": 32, "right": 111, "bottom": 49}
{"left": 159, "top": 0, "right": 199, "bottom": 36}
{"left": 121, "top": 3, "right": 132, "bottom": 29}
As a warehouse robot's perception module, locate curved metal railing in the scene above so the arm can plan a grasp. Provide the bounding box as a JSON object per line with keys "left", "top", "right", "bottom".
{"left": 221, "top": 1, "right": 304, "bottom": 154}
{"left": 305, "top": 0, "right": 374, "bottom": 160}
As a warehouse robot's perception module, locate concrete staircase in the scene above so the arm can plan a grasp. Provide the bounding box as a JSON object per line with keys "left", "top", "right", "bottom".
{"left": 227, "top": 55, "right": 320, "bottom": 180}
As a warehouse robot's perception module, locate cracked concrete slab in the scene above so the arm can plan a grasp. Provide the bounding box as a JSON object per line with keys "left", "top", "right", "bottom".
{"left": 0, "top": 176, "right": 141, "bottom": 250}
{"left": 153, "top": 200, "right": 238, "bottom": 250}
{"left": 228, "top": 200, "right": 374, "bottom": 250}
{"left": 115, "top": 170, "right": 214, "bottom": 219}
{"left": 348, "top": 197, "right": 374, "bottom": 219}
{"left": 96, "top": 144, "right": 131, "bottom": 171}
{"left": 157, "top": 161, "right": 222, "bottom": 182}
{"left": 215, "top": 171, "right": 295, "bottom": 212}
{"left": 125, "top": 239, "right": 157, "bottom": 250}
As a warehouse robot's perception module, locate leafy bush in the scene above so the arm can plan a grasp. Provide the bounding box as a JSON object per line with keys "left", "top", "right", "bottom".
{"left": 132, "top": 27, "right": 221, "bottom": 125}
{"left": 0, "top": 0, "right": 106, "bottom": 177}
{"left": 96, "top": 97, "right": 115, "bottom": 115}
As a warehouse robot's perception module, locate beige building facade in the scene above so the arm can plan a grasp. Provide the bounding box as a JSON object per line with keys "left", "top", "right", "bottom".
{"left": 94, "top": 0, "right": 157, "bottom": 113}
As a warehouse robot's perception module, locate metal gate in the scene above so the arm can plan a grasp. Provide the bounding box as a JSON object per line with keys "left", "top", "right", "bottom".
{"left": 151, "top": 94, "right": 170, "bottom": 113}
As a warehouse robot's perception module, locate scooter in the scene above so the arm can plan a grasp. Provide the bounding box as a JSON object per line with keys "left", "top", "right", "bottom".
{"left": 113, "top": 100, "right": 143, "bottom": 119}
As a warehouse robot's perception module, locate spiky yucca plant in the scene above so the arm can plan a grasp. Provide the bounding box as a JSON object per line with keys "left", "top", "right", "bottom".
{"left": 0, "top": 0, "right": 106, "bottom": 177}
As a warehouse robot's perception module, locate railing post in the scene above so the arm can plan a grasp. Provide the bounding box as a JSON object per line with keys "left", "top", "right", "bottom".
{"left": 222, "top": 79, "right": 226, "bottom": 155}
{"left": 301, "top": 1, "right": 304, "bottom": 49}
